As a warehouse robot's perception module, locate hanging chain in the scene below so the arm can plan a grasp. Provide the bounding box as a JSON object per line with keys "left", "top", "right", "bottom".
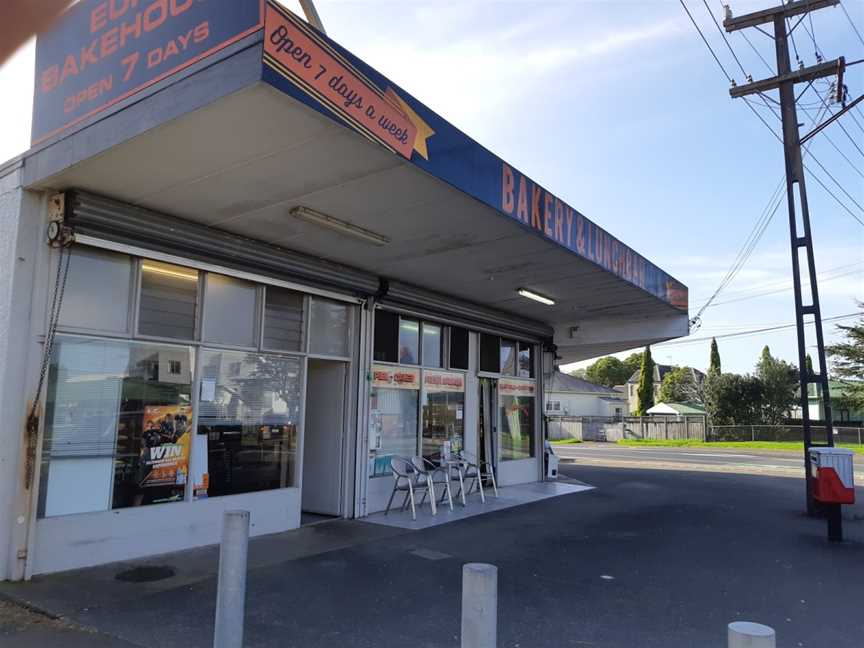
{"left": 24, "top": 239, "right": 73, "bottom": 489}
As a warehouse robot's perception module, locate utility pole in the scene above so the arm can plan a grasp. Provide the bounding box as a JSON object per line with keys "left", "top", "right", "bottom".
{"left": 724, "top": 0, "right": 843, "bottom": 517}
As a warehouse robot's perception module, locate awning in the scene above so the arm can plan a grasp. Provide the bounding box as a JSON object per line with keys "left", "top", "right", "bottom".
{"left": 22, "top": 0, "right": 689, "bottom": 361}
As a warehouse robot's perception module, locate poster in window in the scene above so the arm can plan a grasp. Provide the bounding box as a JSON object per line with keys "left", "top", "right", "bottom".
{"left": 140, "top": 405, "right": 193, "bottom": 489}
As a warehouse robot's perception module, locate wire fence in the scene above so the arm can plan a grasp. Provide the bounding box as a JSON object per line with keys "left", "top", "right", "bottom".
{"left": 707, "top": 425, "right": 864, "bottom": 445}
{"left": 547, "top": 416, "right": 864, "bottom": 446}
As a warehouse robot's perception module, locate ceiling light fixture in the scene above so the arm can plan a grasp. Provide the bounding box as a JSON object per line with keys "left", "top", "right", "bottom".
{"left": 289, "top": 206, "right": 390, "bottom": 246}
{"left": 517, "top": 288, "right": 555, "bottom": 306}
{"left": 142, "top": 263, "right": 198, "bottom": 281}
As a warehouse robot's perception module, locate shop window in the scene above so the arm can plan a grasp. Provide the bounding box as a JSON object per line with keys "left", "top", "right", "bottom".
{"left": 263, "top": 286, "right": 304, "bottom": 352}
{"left": 500, "top": 339, "right": 517, "bottom": 376}
{"left": 373, "top": 310, "right": 399, "bottom": 363}
{"left": 398, "top": 318, "right": 420, "bottom": 365}
{"left": 518, "top": 342, "right": 534, "bottom": 378}
{"left": 449, "top": 326, "right": 469, "bottom": 370}
{"left": 196, "top": 350, "right": 302, "bottom": 497}
{"left": 59, "top": 246, "right": 132, "bottom": 333}
{"left": 422, "top": 372, "right": 465, "bottom": 459}
{"left": 500, "top": 392, "right": 535, "bottom": 461}
{"left": 479, "top": 333, "right": 500, "bottom": 373}
{"left": 37, "top": 337, "right": 193, "bottom": 518}
{"left": 202, "top": 274, "right": 258, "bottom": 348}
{"left": 138, "top": 260, "right": 199, "bottom": 340}
{"left": 422, "top": 322, "right": 442, "bottom": 368}
{"left": 308, "top": 298, "right": 350, "bottom": 357}
{"left": 368, "top": 366, "right": 420, "bottom": 477}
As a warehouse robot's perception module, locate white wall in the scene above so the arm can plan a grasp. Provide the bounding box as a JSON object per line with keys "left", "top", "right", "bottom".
{"left": 33, "top": 488, "right": 301, "bottom": 575}
{"left": 545, "top": 392, "right": 625, "bottom": 417}
{"left": 0, "top": 170, "right": 44, "bottom": 581}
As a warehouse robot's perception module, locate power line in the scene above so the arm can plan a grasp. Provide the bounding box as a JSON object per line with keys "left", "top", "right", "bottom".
{"left": 707, "top": 266, "right": 863, "bottom": 307}
{"left": 840, "top": 1, "right": 864, "bottom": 49}
{"left": 797, "top": 106, "right": 864, "bottom": 179}
{"left": 656, "top": 313, "right": 860, "bottom": 347}
{"left": 679, "top": 0, "right": 735, "bottom": 83}
{"left": 691, "top": 260, "right": 864, "bottom": 305}
{"left": 702, "top": 0, "right": 749, "bottom": 78}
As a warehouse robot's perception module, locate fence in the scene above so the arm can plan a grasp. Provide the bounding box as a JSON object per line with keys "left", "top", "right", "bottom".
{"left": 546, "top": 417, "right": 864, "bottom": 446}
{"left": 546, "top": 415, "right": 707, "bottom": 442}
{"left": 707, "top": 424, "right": 864, "bottom": 445}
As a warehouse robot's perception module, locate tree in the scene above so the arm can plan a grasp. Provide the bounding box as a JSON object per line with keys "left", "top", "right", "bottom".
{"left": 636, "top": 346, "right": 655, "bottom": 415}
{"left": 705, "top": 373, "right": 764, "bottom": 425}
{"left": 826, "top": 302, "right": 864, "bottom": 412}
{"left": 584, "top": 356, "right": 630, "bottom": 387}
{"left": 658, "top": 366, "right": 703, "bottom": 404}
{"left": 805, "top": 353, "right": 814, "bottom": 377}
{"left": 755, "top": 345, "right": 799, "bottom": 425}
{"left": 709, "top": 338, "right": 721, "bottom": 376}
{"left": 622, "top": 352, "right": 642, "bottom": 378}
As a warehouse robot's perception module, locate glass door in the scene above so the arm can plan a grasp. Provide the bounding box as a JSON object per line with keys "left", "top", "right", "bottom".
{"left": 478, "top": 378, "right": 498, "bottom": 475}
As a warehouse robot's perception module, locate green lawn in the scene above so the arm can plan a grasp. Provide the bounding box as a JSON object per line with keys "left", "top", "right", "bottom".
{"left": 549, "top": 438, "right": 582, "bottom": 445}
{"left": 615, "top": 439, "right": 864, "bottom": 455}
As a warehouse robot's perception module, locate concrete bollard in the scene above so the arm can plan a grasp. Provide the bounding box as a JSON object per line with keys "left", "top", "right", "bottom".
{"left": 728, "top": 621, "right": 776, "bottom": 648}
{"left": 214, "top": 510, "right": 250, "bottom": 648}
{"left": 461, "top": 563, "right": 497, "bottom": 648}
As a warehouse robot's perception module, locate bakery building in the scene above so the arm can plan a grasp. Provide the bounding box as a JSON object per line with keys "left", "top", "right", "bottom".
{"left": 0, "top": 0, "right": 688, "bottom": 580}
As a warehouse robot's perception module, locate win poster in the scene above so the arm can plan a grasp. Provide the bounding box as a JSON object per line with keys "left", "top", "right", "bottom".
{"left": 140, "top": 404, "right": 192, "bottom": 489}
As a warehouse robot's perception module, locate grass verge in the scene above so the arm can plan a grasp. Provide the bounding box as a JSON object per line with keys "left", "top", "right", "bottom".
{"left": 550, "top": 438, "right": 582, "bottom": 445}
{"left": 615, "top": 439, "right": 864, "bottom": 454}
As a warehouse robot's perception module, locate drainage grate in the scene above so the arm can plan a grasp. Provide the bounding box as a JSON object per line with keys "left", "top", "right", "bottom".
{"left": 115, "top": 565, "right": 176, "bottom": 583}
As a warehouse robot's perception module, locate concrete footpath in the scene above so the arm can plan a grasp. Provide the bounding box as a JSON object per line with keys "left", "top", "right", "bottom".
{"left": 2, "top": 464, "right": 863, "bottom": 647}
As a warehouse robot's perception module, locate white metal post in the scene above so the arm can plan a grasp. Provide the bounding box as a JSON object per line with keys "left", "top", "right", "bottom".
{"left": 214, "top": 510, "right": 250, "bottom": 648}
{"left": 728, "top": 621, "right": 776, "bottom": 648}
{"left": 461, "top": 563, "right": 497, "bottom": 648}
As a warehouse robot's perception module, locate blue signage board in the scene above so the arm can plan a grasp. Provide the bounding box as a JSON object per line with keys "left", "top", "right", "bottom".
{"left": 32, "top": 0, "right": 264, "bottom": 145}
{"left": 261, "top": 2, "right": 687, "bottom": 311}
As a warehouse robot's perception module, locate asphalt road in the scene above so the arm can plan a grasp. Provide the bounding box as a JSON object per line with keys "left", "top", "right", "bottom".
{"left": 4, "top": 459, "right": 864, "bottom": 647}
{"left": 554, "top": 442, "right": 864, "bottom": 481}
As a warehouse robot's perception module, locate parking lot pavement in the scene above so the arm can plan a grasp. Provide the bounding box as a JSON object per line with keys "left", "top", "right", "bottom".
{"left": 1, "top": 463, "right": 862, "bottom": 647}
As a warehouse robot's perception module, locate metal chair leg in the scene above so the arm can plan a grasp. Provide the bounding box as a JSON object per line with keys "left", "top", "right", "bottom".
{"left": 444, "top": 479, "right": 454, "bottom": 511}
{"left": 427, "top": 476, "right": 437, "bottom": 515}
{"left": 385, "top": 485, "right": 398, "bottom": 515}
{"left": 407, "top": 480, "right": 417, "bottom": 520}
{"left": 477, "top": 473, "right": 486, "bottom": 503}
{"left": 457, "top": 470, "right": 466, "bottom": 506}
{"left": 488, "top": 467, "right": 499, "bottom": 497}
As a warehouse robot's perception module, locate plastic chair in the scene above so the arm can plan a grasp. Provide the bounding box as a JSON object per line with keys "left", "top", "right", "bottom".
{"left": 385, "top": 456, "right": 432, "bottom": 520}
{"left": 412, "top": 456, "right": 454, "bottom": 513}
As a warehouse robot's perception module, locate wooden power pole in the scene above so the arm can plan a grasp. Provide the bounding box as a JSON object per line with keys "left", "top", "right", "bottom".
{"left": 724, "top": 0, "right": 844, "bottom": 517}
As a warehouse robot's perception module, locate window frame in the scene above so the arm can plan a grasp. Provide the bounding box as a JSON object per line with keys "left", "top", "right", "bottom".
{"left": 200, "top": 271, "right": 262, "bottom": 351}
{"left": 41, "top": 242, "right": 362, "bottom": 513}
{"left": 134, "top": 258, "right": 203, "bottom": 345}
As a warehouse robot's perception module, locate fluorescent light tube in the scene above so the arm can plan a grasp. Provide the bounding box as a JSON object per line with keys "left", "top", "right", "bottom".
{"left": 518, "top": 288, "right": 555, "bottom": 306}
{"left": 289, "top": 206, "right": 390, "bottom": 246}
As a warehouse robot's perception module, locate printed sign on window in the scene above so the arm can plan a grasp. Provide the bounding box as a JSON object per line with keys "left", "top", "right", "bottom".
{"left": 498, "top": 378, "right": 536, "bottom": 397}
{"left": 140, "top": 404, "right": 192, "bottom": 488}
{"left": 423, "top": 370, "right": 465, "bottom": 393}
{"left": 372, "top": 365, "right": 420, "bottom": 390}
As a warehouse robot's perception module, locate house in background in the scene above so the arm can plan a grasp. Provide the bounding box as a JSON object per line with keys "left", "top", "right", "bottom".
{"left": 625, "top": 365, "right": 705, "bottom": 414}
{"left": 645, "top": 402, "right": 706, "bottom": 417}
{"left": 800, "top": 381, "right": 864, "bottom": 423}
{"left": 545, "top": 371, "right": 627, "bottom": 418}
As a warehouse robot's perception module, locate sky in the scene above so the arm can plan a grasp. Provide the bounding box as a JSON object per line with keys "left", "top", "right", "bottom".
{"left": 1, "top": 0, "right": 862, "bottom": 376}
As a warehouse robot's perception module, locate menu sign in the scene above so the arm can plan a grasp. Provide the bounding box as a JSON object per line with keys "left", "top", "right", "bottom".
{"left": 423, "top": 370, "right": 465, "bottom": 393}
{"left": 32, "top": 0, "right": 263, "bottom": 144}
{"left": 372, "top": 365, "right": 420, "bottom": 390}
{"left": 498, "top": 378, "right": 536, "bottom": 397}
